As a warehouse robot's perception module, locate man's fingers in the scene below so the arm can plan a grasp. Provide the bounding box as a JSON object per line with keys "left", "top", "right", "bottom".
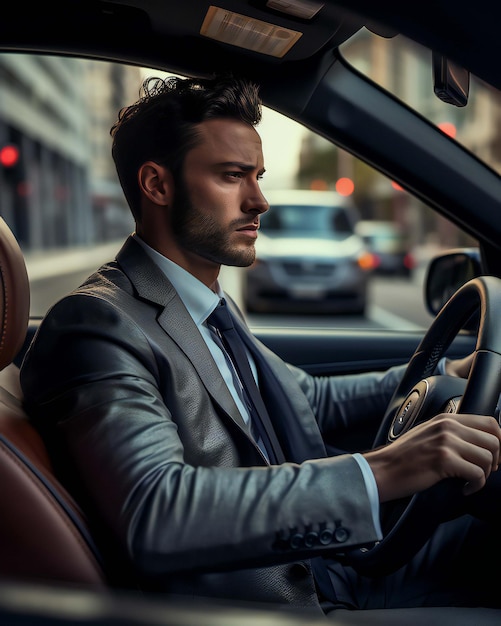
{"left": 452, "top": 413, "right": 501, "bottom": 467}
{"left": 446, "top": 415, "right": 501, "bottom": 492}
{"left": 365, "top": 413, "right": 501, "bottom": 503}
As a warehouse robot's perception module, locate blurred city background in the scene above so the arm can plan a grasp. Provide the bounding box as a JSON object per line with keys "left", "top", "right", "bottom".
{"left": 1, "top": 30, "right": 498, "bottom": 325}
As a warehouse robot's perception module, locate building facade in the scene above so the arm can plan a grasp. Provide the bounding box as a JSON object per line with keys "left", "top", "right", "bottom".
{"left": 0, "top": 53, "right": 141, "bottom": 251}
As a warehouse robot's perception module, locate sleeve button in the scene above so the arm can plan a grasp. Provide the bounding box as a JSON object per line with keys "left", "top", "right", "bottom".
{"left": 289, "top": 533, "right": 304, "bottom": 549}
{"left": 334, "top": 527, "right": 349, "bottom": 543}
{"left": 304, "top": 531, "right": 318, "bottom": 548}
{"left": 319, "top": 529, "right": 333, "bottom": 545}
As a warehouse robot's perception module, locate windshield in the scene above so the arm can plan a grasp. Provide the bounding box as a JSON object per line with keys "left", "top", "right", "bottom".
{"left": 0, "top": 40, "right": 486, "bottom": 330}
{"left": 340, "top": 29, "right": 501, "bottom": 177}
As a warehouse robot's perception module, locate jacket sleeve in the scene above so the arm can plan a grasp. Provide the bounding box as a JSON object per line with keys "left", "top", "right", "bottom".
{"left": 288, "top": 362, "right": 406, "bottom": 447}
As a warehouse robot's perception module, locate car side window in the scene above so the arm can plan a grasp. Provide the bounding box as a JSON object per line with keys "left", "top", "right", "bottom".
{"left": 0, "top": 52, "right": 475, "bottom": 331}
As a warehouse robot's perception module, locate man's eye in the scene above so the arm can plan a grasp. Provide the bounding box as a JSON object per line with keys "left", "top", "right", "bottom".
{"left": 226, "top": 172, "right": 243, "bottom": 179}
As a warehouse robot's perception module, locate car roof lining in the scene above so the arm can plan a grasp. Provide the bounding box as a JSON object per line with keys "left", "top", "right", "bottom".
{"left": 0, "top": 1, "right": 365, "bottom": 74}
{"left": 2, "top": 1, "right": 501, "bottom": 92}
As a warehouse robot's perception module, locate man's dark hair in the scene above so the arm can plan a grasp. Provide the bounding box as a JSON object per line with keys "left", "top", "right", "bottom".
{"left": 110, "top": 74, "right": 262, "bottom": 220}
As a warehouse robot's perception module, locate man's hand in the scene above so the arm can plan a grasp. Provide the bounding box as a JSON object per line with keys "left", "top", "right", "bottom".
{"left": 444, "top": 353, "right": 474, "bottom": 378}
{"left": 364, "top": 412, "right": 501, "bottom": 503}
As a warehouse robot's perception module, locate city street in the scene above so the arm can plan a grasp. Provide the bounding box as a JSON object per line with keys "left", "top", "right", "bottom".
{"left": 25, "top": 242, "right": 433, "bottom": 332}
{"left": 247, "top": 275, "right": 432, "bottom": 331}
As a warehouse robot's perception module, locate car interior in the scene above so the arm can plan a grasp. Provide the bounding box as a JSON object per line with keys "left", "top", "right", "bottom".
{"left": 0, "top": 216, "right": 109, "bottom": 587}
{"left": 0, "top": 224, "right": 498, "bottom": 622}
{"left": 2, "top": 1, "right": 501, "bottom": 624}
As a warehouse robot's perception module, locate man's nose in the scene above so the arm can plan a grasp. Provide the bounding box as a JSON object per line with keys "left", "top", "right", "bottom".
{"left": 243, "top": 189, "right": 269, "bottom": 215}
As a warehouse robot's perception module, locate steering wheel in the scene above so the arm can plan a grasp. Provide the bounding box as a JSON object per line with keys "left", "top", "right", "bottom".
{"left": 346, "top": 276, "right": 501, "bottom": 577}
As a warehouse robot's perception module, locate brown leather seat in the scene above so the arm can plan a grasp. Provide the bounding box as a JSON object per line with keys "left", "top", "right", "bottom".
{"left": 0, "top": 217, "right": 108, "bottom": 588}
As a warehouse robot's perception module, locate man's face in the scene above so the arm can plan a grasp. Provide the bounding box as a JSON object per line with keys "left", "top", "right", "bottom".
{"left": 170, "top": 118, "right": 269, "bottom": 268}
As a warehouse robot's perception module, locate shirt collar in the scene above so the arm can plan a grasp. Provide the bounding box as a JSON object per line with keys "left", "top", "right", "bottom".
{"left": 133, "top": 234, "right": 221, "bottom": 326}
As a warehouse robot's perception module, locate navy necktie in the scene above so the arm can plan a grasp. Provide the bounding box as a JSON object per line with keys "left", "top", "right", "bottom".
{"left": 207, "top": 299, "right": 284, "bottom": 464}
{"left": 207, "top": 300, "right": 333, "bottom": 599}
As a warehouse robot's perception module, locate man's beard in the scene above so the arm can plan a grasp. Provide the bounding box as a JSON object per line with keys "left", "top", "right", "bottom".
{"left": 170, "top": 178, "right": 256, "bottom": 267}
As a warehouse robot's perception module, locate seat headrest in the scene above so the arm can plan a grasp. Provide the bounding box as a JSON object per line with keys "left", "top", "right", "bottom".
{"left": 0, "top": 217, "right": 30, "bottom": 370}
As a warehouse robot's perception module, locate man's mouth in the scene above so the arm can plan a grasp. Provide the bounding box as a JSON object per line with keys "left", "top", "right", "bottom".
{"left": 236, "top": 223, "right": 259, "bottom": 237}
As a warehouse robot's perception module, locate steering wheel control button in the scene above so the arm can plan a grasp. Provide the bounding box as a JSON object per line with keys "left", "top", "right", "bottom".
{"left": 445, "top": 397, "right": 460, "bottom": 413}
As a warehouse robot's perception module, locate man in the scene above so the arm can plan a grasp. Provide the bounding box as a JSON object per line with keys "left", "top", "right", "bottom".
{"left": 20, "top": 75, "right": 501, "bottom": 614}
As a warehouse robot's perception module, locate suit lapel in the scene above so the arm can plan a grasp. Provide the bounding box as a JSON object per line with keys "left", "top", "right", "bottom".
{"left": 116, "top": 238, "right": 249, "bottom": 434}
{"left": 115, "top": 237, "right": 327, "bottom": 462}
{"left": 157, "top": 303, "right": 250, "bottom": 433}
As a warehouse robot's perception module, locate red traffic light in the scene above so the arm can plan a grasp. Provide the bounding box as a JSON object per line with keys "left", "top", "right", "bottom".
{"left": 0, "top": 144, "right": 20, "bottom": 168}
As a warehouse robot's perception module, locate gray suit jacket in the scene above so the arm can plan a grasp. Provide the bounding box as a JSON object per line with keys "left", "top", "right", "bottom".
{"left": 20, "top": 236, "right": 404, "bottom": 611}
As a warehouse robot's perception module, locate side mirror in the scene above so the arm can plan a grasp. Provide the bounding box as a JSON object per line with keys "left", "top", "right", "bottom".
{"left": 425, "top": 249, "right": 482, "bottom": 330}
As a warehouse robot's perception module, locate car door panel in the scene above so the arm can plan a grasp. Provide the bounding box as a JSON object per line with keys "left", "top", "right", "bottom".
{"left": 253, "top": 327, "right": 476, "bottom": 376}
{"left": 18, "top": 320, "right": 476, "bottom": 379}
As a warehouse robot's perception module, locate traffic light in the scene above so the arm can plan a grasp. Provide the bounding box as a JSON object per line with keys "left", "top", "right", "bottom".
{"left": 0, "top": 143, "right": 27, "bottom": 197}
{"left": 0, "top": 144, "right": 20, "bottom": 169}
{"left": 0, "top": 143, "right": 23, "bottom": 190}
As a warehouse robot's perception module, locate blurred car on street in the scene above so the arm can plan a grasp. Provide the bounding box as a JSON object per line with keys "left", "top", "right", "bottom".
{"left": 355, "top": 220, "right": 415, "bottom": 276}
{"left": 244, "top": 189, "right": 375, "bottom": 314}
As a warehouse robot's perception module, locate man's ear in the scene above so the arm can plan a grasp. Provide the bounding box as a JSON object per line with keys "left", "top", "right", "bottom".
{"left": 138, "top": 161, "right": 174, "bottom": 206}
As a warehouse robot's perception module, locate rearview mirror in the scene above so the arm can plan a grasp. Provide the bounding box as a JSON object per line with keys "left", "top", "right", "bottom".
{"left": 433, "top": 52, "right": 470, "bottom": 107}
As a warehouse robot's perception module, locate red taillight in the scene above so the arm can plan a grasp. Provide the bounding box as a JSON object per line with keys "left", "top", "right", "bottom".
{"left": 404, "top": 253, "right": 415, "bottom": 269}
